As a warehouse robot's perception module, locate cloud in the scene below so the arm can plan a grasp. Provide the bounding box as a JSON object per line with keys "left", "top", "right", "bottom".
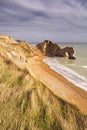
{"left": 0, "top": 0, "right": 87, "bottom": 41}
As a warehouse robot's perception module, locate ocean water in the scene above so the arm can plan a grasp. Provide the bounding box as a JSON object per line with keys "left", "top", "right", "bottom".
{"left": 43, "top": 43, "right": 87, "bottom": 91}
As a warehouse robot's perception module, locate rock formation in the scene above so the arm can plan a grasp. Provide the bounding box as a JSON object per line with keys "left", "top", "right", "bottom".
{"left": 0, "top": 34, "right": 17, "bottom": 44}
{"left": 36, "top": 40, "right": 75, "bottom": 59}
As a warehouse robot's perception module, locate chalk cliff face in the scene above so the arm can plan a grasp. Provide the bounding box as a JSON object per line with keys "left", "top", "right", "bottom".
{"left": 0, "top": 34, "right": 17, "bottom": 44}
{"left": 36, "top": 40, "right": 75, "bottom": 59}
{"left": 0, "top": 34, "right": 40, "bottom": 63}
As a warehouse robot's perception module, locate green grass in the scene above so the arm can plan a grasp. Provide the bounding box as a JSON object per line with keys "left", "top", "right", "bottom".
{"left": 0, "top": 56, "right": 87, "bottom": 130}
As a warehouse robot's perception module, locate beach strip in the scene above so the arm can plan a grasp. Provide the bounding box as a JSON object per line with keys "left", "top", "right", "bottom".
{"left": 27, "top": 55, "right": 87, "bottom": 114}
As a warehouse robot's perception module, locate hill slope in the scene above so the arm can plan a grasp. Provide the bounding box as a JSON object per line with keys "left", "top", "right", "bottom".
{"left": 0, "top": 56, "right": 87, "bottom": 130}
{"left": 0, "top": 34, "right": 87, "bottom": 130}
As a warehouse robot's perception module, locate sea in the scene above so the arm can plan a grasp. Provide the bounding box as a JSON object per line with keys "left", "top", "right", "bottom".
{"left": 43, "top": 43, "right": 87, "bottom": 92}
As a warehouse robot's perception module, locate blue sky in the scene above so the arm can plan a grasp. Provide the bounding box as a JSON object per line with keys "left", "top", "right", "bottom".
{"left": 0, "top": 0, "right": 87, "bottom": 42}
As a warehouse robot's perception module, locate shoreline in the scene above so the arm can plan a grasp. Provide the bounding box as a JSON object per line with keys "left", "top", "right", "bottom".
{"left": 27, "top": 55, "right": 87, "bottom": 114}
{"left": 42, "top": 58, "right": 87, "bottom": 98}
{"left": 43, "top": 58, "right": 87, "bottom": 92}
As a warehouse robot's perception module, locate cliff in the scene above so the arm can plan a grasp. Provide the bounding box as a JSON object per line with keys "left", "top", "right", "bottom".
{"left": 0, "top": 34, "right": 87, "bottom": 130}
{"left": 36, "top": 40, "right": 76, "bottom": 59}
{"left": 0, "top": 34, "right": 17, "bottom": 44}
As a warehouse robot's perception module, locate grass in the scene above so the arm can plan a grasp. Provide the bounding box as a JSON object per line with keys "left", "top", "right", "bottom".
{"left": 0, "top": 56, "right": 87, "bottom": 130}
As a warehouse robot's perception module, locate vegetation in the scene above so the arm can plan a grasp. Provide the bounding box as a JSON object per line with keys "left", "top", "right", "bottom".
{"left": 0, "top": 56, "right": 87, "bottom": 130}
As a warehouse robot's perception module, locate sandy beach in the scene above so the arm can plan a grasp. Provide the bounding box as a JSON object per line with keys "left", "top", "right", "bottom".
{"left": 27, "top": 55, "right": 87, "bottom": 114}
{"left": 0, "top": 37, "right": 86, "bottom": 114}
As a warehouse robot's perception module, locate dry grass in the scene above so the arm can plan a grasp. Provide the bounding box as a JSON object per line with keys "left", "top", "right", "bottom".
{"left": 0, "top": 56, "right": 87, "bottom": 130}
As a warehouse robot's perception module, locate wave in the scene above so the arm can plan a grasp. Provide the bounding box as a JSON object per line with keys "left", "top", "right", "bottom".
{"left": 82, "top": 66, "right": 87, "bottom": 69}
{"left": 43, "top": 58, "right": 87, "bottom": 91}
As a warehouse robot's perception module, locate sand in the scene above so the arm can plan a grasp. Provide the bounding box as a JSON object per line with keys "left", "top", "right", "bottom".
{"left": 26, "top": 55, "right": 87, "bottom": 114}
{"left": 6, "top": 49, "right": 87, "bottom": 114}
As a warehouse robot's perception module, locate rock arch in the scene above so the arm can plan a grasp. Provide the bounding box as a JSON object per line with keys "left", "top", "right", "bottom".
{"left": 36, "top": 40, "right": 76, "bottom": 59}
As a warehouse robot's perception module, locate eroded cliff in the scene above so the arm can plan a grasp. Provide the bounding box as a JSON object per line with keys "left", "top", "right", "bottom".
{"left": 36, "top": 40, "right": 76, "bottom": 59}
{"left": 0, "top": 35, "right": 87, "bottom": 130}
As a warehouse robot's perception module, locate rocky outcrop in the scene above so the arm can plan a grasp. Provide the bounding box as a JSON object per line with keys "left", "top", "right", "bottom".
{"left": 0, "top": 34, "right": 17, "bottom": 44}
{"left": 36, "top": 40, "right": 75, "bottom": 59}
{"left": 0, "top": 35, "right": 40, "bottom": 61}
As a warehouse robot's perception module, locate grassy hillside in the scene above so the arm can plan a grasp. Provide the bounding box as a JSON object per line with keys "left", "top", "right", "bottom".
{"left": 0, "top": 56, "right": 87, "bottom": 130}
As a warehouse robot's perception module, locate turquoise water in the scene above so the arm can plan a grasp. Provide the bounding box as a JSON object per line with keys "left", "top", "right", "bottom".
{"left": 57, "top": 43, "right": 87, "bottom": 78}
{"left": 43, "top": 43, "right": 87, "bottom": 91}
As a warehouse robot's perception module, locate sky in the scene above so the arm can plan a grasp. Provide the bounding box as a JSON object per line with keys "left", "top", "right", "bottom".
{"left": 0, "top": 0, "right": 87, "bottom": 42}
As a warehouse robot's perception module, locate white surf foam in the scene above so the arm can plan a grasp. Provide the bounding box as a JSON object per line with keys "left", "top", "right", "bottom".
{"left": 43, "top": 58, "right": 87, "bottom": 91}
{"left": 82, "top": 66, "right": 87, "bottom": 69}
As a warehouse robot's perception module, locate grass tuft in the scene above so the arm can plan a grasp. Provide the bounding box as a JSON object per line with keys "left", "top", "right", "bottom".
{"left": 0, "top": 56, "right": 87, "bottom": 130}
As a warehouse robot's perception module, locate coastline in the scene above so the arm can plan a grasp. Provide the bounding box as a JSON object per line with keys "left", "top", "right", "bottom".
{"left": 43, "top": 58, "right": 87, "bottom": 92}
{"left": 27, "top": 55, "right": 87, "bottom": 114}
{"left": 0, "top": 34, "right": 86, "bottom": 114}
